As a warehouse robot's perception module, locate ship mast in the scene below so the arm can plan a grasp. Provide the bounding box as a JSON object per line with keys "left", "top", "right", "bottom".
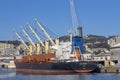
{"left": 20, "top": 26, "right": 36, "bottom": 48}
{"left": 13, "top": 29, "right": 29, "bottom": 50}
{"left": 27, "top": 23, "right": 45, "bottom": 47}
{"left": 35, "top": 19, "right": 55, "bottom": 45}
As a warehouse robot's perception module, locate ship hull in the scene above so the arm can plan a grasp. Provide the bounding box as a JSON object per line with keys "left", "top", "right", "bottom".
{"left": 16, "top": 69, "right": 74, "bottom": 74}
{"left": 15, "top": 61, "right": 98, "bottom": 74}
{"left": 68, "top": 61, "right": 98, "bottom": 73}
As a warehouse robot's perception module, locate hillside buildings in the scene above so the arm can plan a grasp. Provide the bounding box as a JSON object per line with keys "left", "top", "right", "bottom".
{"left": 0, "top": 43, "right": 18, "bottom": 55}
{"left": 108, "top": 36, "right": 120, "bottom": 47}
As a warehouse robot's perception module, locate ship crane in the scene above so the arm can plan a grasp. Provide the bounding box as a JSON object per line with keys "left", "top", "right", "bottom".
{"left": 20, "top": 26, "right": 36, "bottom": 48}
{"left": 27, "top": 23, "right": 45, "bottom": 47}
{"left": 70, "top": 0, "right": 79, "bottom": 35}
{"left": 13, "top": 29, "right": 29, "bottom": 50}
{"left": 35, "top": 19, "right": 55, "bottom": 45}
{"left": 70, "top": 0, "right": 83, "bottom": 58}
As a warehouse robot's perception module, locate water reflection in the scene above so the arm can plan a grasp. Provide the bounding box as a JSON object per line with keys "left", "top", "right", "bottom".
{"left": 15, "top": 72, "right": 120, "bottom": 80}
{"left": 0, "top": 72, "right": 16, "bottom": 78}
{"left": 1, "top": 70, "right": 120, "bottom": 80}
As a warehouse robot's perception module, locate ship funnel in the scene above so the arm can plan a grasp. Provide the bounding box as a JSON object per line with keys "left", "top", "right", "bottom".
{"left": 77, "top": 26, "right": 82, "bottom": 37}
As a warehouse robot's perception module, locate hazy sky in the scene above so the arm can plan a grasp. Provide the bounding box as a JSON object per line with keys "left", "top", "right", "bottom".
{"left": 0, "top": 0, "right": 120, "bottom": 40}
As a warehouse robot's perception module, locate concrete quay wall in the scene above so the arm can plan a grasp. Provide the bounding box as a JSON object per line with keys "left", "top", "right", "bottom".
{"left": 100, "top": 67, "right": 120, "bottom": 73}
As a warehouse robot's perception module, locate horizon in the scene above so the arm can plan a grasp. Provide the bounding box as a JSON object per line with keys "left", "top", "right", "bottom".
{"left": 0, "top": 0, "right": 120, "bottom": 41}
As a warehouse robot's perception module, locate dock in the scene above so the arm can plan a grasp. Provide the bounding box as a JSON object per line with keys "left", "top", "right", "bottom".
{"left": 100, "top": 67, "right": 120, "bottom": 73}
{"left": 0, "top": 61, "right": 16, "bottom": 69}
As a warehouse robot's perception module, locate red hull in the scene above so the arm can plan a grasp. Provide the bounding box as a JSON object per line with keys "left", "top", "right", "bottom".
{"left": 74, "top": 70, "right": 93, "bottom": 73}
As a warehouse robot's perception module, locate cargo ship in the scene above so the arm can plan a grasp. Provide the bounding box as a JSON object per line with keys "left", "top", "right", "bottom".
{"left": 14, "top": 24, "right": 98, "bottom": 74}
{"left": 15, "top": 48, "right": 98, "bottom": 74}
{"left": 15, "top": 59, "right": 98, "bottom": 74}
{"left": 14, "top": 0, "right": 99, "bottom": 74}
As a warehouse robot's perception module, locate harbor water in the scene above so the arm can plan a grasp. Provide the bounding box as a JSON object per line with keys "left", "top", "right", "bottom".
{"left": 0, "top": 70, "right": 120, "bottom": 80}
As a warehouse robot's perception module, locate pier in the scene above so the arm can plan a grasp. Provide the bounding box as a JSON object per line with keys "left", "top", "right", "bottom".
{"left": 0, "top": 61, "right": 16, "bottom": 69}
{"left": 100, "top": 67, "right": 120, "bottom": 73}
{"left": 98, "top": 59, "right": 120, "bottom": 73}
